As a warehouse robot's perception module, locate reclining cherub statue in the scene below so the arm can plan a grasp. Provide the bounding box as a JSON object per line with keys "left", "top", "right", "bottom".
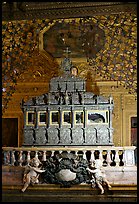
{"left": 21, "top": 157, "right": 45, "bottom": 192}
{"left": 86, "top": 159, "right": 111, "bottom": 194}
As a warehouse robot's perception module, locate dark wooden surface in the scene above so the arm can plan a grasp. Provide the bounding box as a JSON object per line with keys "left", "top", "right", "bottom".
{"left": 2, "top": 185, "right": 137, "bottom": 202}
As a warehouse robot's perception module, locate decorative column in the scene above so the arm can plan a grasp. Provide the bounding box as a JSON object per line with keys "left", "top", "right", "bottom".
{"left": 75, "top": 151, "right": 78, "bottom": 157}
{"left": 51, "top": 150, "right": 55, "bottom": 157}
{"left": 83, "top": 107, "right": 87, "bottom": 143}
{"left": 70, "top": 107, "right": 74, "bottom": 143}
{"left": 82, "top": 150, "right": 86, "bottom": 160}
{"left": 115, "top": 150, "right": 120, "bottom": 166}
{"left": 47, "top": 107, "right": 50, "bottom": 128}
{"left": 35, "top": 108, "right": 38, "bottom": 129}
{"left": 11, "top": 151, "right": 16, "bottom": 166}
{"left": 59, "top": 107, "right": 62, "bottom": 129}
{"left": 106, "top": 150, "right": 111, "bottom": 166}
{"left": 3, "top": 151, "right": 10, "bottom": 165}
{"left": 99, "top": 150, "right": 103, "bottom": 163}
{"left": 71, "top": 107, "right": 74, "bottom": 129}
{"left": 18, "top": 150, "right": 23, "bottom": 166}
{"left": 27, "top": 151, "right": 31, "bottom": 164}
{"left": 35, "top": 151, "right": 39, "bottom": 159}
{"left": 108, "top": 103, "right": 114, "bottom": 145}
{"left": 42, "top": 151, "right": 47, "bottom": 161}
{"left": 90, "top": 150, "right": 95, "bottom": 162}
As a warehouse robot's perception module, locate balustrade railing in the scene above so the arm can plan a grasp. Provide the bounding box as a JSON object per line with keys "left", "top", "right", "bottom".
{"left": 2, "top": 146, "right": 136, "bottom": 167}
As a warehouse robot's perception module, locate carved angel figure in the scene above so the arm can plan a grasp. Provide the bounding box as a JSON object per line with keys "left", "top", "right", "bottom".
{"left": 21, "top": 157, "right": 45, "bottom": 192}
{"left": 86, "top": 159, "right": 111, "bottom": 194}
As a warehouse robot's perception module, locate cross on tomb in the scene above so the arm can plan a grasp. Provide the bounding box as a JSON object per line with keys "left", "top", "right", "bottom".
{"left": 64, "top": 47, "right": 71, "bottom": 58}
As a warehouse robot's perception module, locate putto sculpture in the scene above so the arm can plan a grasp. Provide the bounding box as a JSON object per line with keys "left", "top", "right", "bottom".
{"left": 86, "top": 159, "right": 111, "bottom": 194}
{"left": 21, "top": 157, "right": 45, "bottom": 192}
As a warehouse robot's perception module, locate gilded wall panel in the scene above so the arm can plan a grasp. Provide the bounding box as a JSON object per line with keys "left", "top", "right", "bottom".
{"left": 123, "top": 110, "right": 137, "bottom": 146}
{"left": 110, "top": 95, "right": 122, "bottom": 146}
{"left": 122, "top": 95, "right": 137, "bottom": 146}
{"left": 13, "top": 85, "right": 49, "bottom": 94}
{"left": 4, "top": 84, "right": 50, "bottom": 114}
{"left": 99, "top": 85, "right": 125, "bottom": 146}
{"left": 123, "top": 95, "right": 137, "bottom": 110}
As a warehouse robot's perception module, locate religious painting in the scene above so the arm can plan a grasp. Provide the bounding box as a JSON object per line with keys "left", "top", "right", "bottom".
{"left": 87, "top": 111, "right": 108, "bottom": 124}
{"left": 43, "top": 20, "right": 105, "bottom": 58}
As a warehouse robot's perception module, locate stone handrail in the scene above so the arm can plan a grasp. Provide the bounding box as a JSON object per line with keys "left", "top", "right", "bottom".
{"left": 2, "top": 146, "right": 136, "bottom": 167}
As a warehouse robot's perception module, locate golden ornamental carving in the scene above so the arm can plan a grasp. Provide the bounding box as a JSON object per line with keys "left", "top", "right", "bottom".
{"left": 15, "top": 86, "right": 49, "bottom": 94}
{"left": 112, "top": 95, "right": 122, "bottom": 146}
{"left": 18, "top": 50, "right": 59, "bottom": 83}
{"left": 124, "top": 95, "right": 137, "bottom": 110}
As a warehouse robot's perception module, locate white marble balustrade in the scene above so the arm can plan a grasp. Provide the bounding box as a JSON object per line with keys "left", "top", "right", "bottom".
{"left": 2, "top": 146, "right": 136, "bottom": 167}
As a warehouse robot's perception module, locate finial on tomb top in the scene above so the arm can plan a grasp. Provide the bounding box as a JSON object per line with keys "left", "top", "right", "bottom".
{"left": 64, "top": 47, "right": 71, "bottom": 58}
{"left": 60, "top": 47, "right": 73, "bottom": 75}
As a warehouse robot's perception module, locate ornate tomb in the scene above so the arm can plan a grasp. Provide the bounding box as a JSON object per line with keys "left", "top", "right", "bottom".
{"left": 21, "top": 52, "right": 114, "bottom": 146}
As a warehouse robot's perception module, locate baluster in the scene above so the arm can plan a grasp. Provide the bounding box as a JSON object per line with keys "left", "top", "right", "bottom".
{"left": 115, "top": 150, "right": 120, "bottom": 166}
{"left": 51, "top": 150, "right": 55, "bottom": 157}
{"left": 18, "top": 151, "right": 23, "bottom": 166}
{"left": 7, "top": 151, "right": 11, "bottom": 165}
{"left": 59, "top": 150, "right": 62, "bottom": 156}
{"left": 99, "top": 150, "right": 103, "bottom": 163}
{"left": 11, "top": 151, "right": 16, "bottom": 166}
{"left": 122, "top": 150, "right": 126, "bottom": 166}
{"left": 118, "top": 150, "right": 123, "bottom": 166}
{"left": 42, "top": 151, "right": 47, "bottom": 161}
{"left": 57, "top": 150, "right": 62, "bottom": 160}
{"left": 3, "top": 151, "right": 10, "bottom": 165}
{"left": 27, "top": 151, "right": 31, "bottom": 164}
{"left": 67, "top": 150, "right": 71, "bottom": 155}
{"left": 82, "top": 150, "right": 86, "bottom": 160}
{"left": 3, "top": 151, "right": 6, "bottom": 165}
{"left": 90, "top": 150, "right": 95, "bottom": 162}
{"left": 22, "top": 152, "right": 26, "bottom": 165}
{"left": 75, "top": 151, "right": 78, "bottom": 158}
{"left": 106, "top": 150, "right": 112, "bottom": 166}
{"left": 35, "top": 151, "right": 39, "bottom": 159}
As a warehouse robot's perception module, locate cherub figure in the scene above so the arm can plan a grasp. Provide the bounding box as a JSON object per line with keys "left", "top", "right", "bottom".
{"left": 21, "top": 157, "right": 45, "bottom": 192}
{"left": 86, "top": 159, "right": 111, "bottom": 194}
